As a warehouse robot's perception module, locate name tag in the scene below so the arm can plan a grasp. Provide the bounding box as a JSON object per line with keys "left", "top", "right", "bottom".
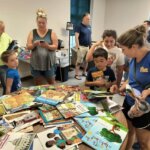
{"left": 140, "top": 66, "right": 148, "bottom": 72}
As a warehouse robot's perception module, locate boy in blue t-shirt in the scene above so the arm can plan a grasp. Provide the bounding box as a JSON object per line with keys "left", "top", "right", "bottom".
{"left": 1, "top": 50, "right": 21, "bottom": 94}
{"left": 85, "top": 48, "right": 116, "bottom": 90}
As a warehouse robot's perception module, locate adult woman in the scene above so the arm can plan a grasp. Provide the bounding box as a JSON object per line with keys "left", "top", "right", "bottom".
{"left": 111, "top": 25, "right": 150, "bottom": 150}
{"left": 86, "top": 30, "right": 124, "bottom": 86}
{"left": 27, "top": 9, "right": 58, "bottom": 85}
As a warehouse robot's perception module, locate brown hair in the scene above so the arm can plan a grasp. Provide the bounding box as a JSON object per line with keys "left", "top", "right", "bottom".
{"left": 117, "top": 25, "right": 146, "bottom": 48}
{"left": 1, "top": 50, "right": 17, "bottom": 63}
{"left": 102, "top": 30, "right": 117, "bottom": 40}
{"left": 36, "top": 8, "right": 47, "bottom": 20}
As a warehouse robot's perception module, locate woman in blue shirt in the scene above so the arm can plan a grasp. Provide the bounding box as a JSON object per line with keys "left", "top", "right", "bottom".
{"left": 111, "top": 25, "right": 150, "bottom": 150}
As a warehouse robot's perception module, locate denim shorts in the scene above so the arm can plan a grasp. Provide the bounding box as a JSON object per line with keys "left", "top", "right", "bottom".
{"left": 31, "top": 65, "right": 56, "bottom": 79}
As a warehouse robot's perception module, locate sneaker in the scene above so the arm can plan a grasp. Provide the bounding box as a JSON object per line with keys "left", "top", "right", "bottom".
{"left": 74, "top": 75, "right": 82, "bottom": 80}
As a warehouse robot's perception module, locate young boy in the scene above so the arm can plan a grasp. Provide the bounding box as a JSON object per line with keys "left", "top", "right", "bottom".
{"left": 85, "top": 48, "right": 116, "bottom": 91}
{"left": 1, "top": 50, "right": 21, "bottom": 94}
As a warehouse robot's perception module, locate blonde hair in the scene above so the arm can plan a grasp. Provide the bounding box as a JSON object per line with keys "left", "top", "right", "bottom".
{"left": 36, "top": 8, "right": 47, "bottom": 20}
{"left": 117, "top": 25, "right": 146, "bottom": 48}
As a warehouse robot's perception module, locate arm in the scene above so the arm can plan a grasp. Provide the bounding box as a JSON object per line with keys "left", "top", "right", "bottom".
{"left": 6, "top": 78, "right": 13, "bottom": 94}
{"left": 47, "top": 31, "right": 58, "bottom": 51}
{"left": 86, "top": 40, "right": 103, "bottom": 62}
{"left": 75, "top": 32, "right": 80, "bottom": 49}
{"left": 26, "top": 31, "right": 40, "bottom": 50}
{"left": 116, "top": 65, "right": 124, "bottom": 87}
{"left": 85, "top": 79, "right": 107, "bottom": 88}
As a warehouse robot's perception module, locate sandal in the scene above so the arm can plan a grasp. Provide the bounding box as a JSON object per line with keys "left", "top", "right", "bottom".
{"left": 82, "top": 73, "right": 87, "bottom": 77}
{"left": 74, "top": 75, "right": 82, "bottom": 80}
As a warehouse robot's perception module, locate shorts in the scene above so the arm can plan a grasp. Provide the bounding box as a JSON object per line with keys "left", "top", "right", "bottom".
{"left": 76, "top": 46, "right": 89, "bottom": 64}
{"left": 31, "top": 65, "right": 56, "bottom": 79}
{"left": 122, "top": 99, "right": 150, "bottom": 130}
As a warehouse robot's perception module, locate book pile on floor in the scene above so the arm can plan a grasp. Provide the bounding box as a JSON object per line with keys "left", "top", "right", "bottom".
{"left": 0, "top": 85, "right": 128, "bottom": 150}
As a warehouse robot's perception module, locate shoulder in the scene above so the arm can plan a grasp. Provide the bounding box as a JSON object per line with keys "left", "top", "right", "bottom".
{"left": 7, "top": 69, "right": 16, "bottom": 77}
{"left": 2, "top": 33, "right": 12, "bottom": 41}
{"left": 106, "top": 66, "right": 114, "bottom": 73}
{"left": 74, "top": 24, "right": 82, "bottom": 32}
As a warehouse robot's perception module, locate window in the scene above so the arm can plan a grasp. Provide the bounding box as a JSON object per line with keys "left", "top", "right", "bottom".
{"left": 70, "top": 0, "right": 91, "bottom": 48}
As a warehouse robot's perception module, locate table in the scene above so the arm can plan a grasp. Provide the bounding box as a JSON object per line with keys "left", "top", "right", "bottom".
{"left": 33, "top": 110, "right": 128, "bottom": 150}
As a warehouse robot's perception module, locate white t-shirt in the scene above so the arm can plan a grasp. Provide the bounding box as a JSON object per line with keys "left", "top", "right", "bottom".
{"left": 102, "top": 43, "right": 125, "bottom": 76}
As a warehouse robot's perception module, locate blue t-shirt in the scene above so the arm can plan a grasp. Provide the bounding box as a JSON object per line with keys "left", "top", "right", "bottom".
{"left": 126, "top": 52, "right": 150, "bottom": 105}
{"left": 86, "top": 66, "right": 116, "bottom": 90}
{"left": 74, "top": 23, "right": 91, "bottom": 46}
{"left": 6, "top": 68, "right": 21, "bottom": 93}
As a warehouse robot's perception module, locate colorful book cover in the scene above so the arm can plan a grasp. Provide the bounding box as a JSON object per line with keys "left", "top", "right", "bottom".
{"left": 0, "top": 132, "right": 35, "bottom": 150}
{"left": 1, "top": 91, "right": 35, "bottom": 111}
{"left": 37, "top": 124, "right": 83, "bottom": 150}
{"left": 74, "top": 111, "right": 105, "bottom": 132}
{"left": 0, "top": 104, "right": 6, "bottom": 116}
{"left": 10, "top": 111, "right": 41, "bottom": 132}
{"left": 3, "top": 110, "right": 31, "bottom": 123}
{"left": 35, "top": 90, "right": 68, "bottom": 106}
{"left": 82, "top": 115, "right": 128, "bottom": 150}
{"left": 81, "top": 96, "right": 123, "bottom": 114}
{"left": 57, "top": 102, "right": 88, "bottom": 118}
{"left": 44, "top": 119, "right": 74, "bottom": 128}
{"left": 39, "top": 109, "right": 63, "bottom": 123}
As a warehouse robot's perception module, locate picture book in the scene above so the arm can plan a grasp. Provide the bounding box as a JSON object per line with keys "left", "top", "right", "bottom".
{"left": 1, "top": 91, "right": 35, "bottom": 111}
{"left": 82, "top": 115, "right": 128, "bottom": 150}
{"left": 35, "top": 90, "right": 68, "bottom": 105}
{"left": 44, "top": 119, "right": 74, "bottom": 128}
{"left": 74, "top": 111, "right": 105, "bottom": 132}
{"left": 0, "top": 132, "right": 36, "bottom": 150}
{"left": 37, "top": 124, "right": 83, "bottom": 150}
{"left": 39, "top": 109, "right": 63, "bottom": 123}
{"left": 81, "top": 96, "right": 123, "bottom": 114}
{"left": 56, "top": 85, "right": 81, "bottom": 92}
{"left": 10, "top": 111, "right": 40, "bottom": 132}
{"left": 3, "top": 111, "right": 31, "bottom": 123}
{"left": 57, "top": 102, "right": 88, "bottom": 118}
{"left": 32, "top": 138, "right": 44, "bottom": 150}
{"left": 0, "top": 104, "right": 6, "bottom": 116}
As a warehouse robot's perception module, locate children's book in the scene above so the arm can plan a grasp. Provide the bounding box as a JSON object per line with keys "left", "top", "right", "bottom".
{"left": 9, "top": 111, "right": 40, "bottom": 132}
{"left": 82, "top": 115, "right": 128, "bottom": 150}
{"left": 44, "top": 119, "right": 74, "bottom": 128}
{"left": 0, "top": 104, "right": 6, "bottom": 116}
{"left": 3, "top": 111, "right": 31, "bottom": 123}
{"left": 0, "top": 132, "right": 36, "bottom": 150}
{"left": 57, "top": 102, "right": 88, "bottom": 118}
{"left": 32, "top": 138, "right": 44, "bottom": 150}
{"left": 74, "top": 111, "right": 105, "bottom": 132}
{"left": 39, "top": 109, "right": 63, "bottom": 124}
{"left": 1, "top": 91, "right": 35, "bottom": 111}
{"left": 35, "top": 90, "right": 68, "bottom": 106}
{"left": 56, "top": 85, "right": 81, "bottom": 92}
{"left": 37, "top": 123, "right": 83, "bottom": 150}
{"left": 81, "top": 96, "right": 123, "bottom": 114}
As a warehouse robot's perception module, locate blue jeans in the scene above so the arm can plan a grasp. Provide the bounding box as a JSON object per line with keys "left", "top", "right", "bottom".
{"left": 0, "top": 65, "right": 8, "bottom": 95}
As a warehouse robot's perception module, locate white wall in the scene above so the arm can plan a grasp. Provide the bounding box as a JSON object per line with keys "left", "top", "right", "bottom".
{"left": 91, "top": 0, "right": 106, "bottom": 41}
{"left": 105, "top": 0, "right": 150, "bottom": 36}
{"left": 0, "top": 0, "right": 70, "bottom": 47}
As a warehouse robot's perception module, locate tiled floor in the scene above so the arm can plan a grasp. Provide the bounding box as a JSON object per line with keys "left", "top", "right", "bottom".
{"left": 0, "top": 68, "right": 86, "bottom": 94}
